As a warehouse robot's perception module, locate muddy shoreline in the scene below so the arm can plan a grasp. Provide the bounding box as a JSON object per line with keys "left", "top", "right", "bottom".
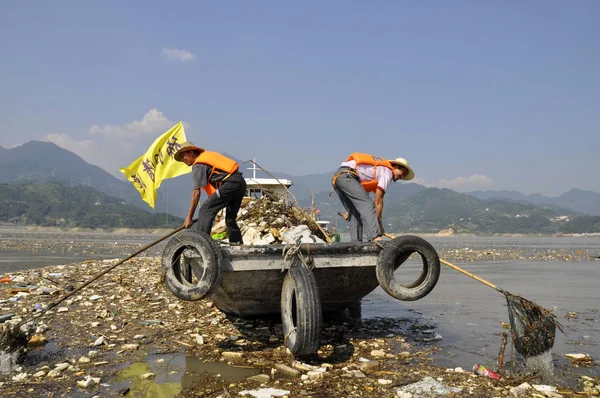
{"left": 1, "top": 231, "right": 599, "bottom": 397}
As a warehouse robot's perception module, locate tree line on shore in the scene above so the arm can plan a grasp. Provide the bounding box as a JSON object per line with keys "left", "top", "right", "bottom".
{"left": 0, "top": 181, "right": 182, "bottom": 229}
{"left": 305, "top": 188, "right": 600, "bottom": 235}
{"left": 2, "top": 181, "right": 600, "bottom": 234}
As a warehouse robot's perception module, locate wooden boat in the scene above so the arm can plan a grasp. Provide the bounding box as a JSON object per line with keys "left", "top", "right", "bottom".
{"left": 161, "top": 231, "right": 440, "bottom": 356}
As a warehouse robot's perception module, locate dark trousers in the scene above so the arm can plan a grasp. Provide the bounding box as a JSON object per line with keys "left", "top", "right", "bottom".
{"left": 196, "top": 173, "right": 247, "bottom": 244}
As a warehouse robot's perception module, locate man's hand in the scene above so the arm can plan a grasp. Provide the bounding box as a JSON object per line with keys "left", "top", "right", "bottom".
{"left": 185, "top": 189, "right": 201, "bottom": 229}
{"left": 337, "top": 211, "right": 349, "bottom": 221}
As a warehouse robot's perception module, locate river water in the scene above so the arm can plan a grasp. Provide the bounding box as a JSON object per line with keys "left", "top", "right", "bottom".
{"left": 363, "top": 236, "right": 600, "bottom": 384}
{"left": 1, "top": 231, "right": 599, "bottom": 385}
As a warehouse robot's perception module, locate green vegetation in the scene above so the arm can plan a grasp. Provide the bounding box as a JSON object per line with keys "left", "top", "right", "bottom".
{"left": 0, "top": 181, "right": 183, "bottom": 229}
{"left": 308, "top": 188, "right": 600, "bottom": 235}
{"left": 560, "top": 215, "right": 600, "bottom": 234}
{"left": 384, "top": 189, "right": 562, "bottom": 234}
{"left": 3, "top": 180, "right": 599, "bottom": 234}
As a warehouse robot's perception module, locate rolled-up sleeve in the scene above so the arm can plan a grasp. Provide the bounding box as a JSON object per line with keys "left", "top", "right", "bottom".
{"left": 376, "top": 167, "right": 393, "bottom": 193}
{"left": 191, "top": 164, "right": 210, "bottom": 190}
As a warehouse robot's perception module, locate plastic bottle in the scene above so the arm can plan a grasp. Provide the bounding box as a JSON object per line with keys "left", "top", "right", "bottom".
{"left": 472, "top": 364, "right": 501, "bottom": 380}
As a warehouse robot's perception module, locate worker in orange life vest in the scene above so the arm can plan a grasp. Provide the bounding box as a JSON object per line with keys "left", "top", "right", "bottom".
{"left": 174, "top": 141, "right": 247, "bottom": 244}
{"left": 331, "top": 153, "right": 414, "bottom": 242}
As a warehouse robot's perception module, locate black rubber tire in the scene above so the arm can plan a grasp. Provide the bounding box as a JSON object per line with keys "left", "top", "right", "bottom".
{"left": 376, "top": 235, "right": 440, "bottom": 301}
{"left": 281, "top": 262, "right": 322, "bottom": 357}
{"left": 161, "top": 230, "right": 223, "bottom": 301}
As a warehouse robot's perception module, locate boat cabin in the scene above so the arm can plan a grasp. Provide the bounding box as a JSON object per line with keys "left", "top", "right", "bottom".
{"left": 244, "top": 159, "right": 293, "bottom": 197}
{"left": 316, "top": 220, "right": 330, "bottom": 231}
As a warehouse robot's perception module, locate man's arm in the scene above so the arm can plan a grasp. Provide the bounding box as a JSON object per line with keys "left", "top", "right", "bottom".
{"left": 374, "top": 189, "right": 385, "bottom": 233}
{"left": 184, "top": 164, "right": 209, "bottom": 228}
{"left": 184, "top": 189, "right": 201, "bottom": 228}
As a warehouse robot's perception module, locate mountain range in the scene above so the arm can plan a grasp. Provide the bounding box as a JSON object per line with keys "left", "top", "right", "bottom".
{"left": 466, "top": 189, "right": 600, "bottom": 216}
{"left": 2, "top": 141, "right": 600, "bottom": 233}
{"left": 0, "top": 181, "right": 182, "bottom": 228}
{"left": 0, "top": 141, "right": 184, "bottom": 216}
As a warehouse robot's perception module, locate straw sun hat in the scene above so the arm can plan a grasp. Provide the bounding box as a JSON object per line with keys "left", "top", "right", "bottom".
{"left": 174, "top": 141, "right": 205, "bottom": 162}
{"left": 388, "top": 157, "right": 415, "bottom": 180}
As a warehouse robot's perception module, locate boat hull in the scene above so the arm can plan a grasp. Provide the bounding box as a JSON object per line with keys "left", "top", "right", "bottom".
{"left": 210, "top": 242, "right": 382, "bottom": 316}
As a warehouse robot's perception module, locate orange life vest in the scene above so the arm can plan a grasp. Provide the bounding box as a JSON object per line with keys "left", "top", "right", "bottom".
{"left": 346, "top": 153, "right": 393, "bottom": 193}
{"left": 193, "top": 151, "right": 239, "bottom": 196}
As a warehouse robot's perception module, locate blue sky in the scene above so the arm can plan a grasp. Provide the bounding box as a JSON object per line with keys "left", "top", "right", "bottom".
{"left": 1, "top": 1, "right": 598, "bottom": 196}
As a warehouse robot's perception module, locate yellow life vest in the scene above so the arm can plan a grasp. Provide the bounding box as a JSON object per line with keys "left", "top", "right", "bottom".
{"left": 193, "top": 151, "right": 239, "bottom": 196}
{"left": 346, "top": 153, "right": 393, "bottom": 193}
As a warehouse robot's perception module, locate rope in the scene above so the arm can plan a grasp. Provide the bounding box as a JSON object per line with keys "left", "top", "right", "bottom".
{"left": 283, "top": 326, "right": 297, "bottom": 344}
{"left": 281, "top": 237, "right": 314, "bottom": 272}
{"left": 282, "top": 237, "right": 302, "bottom": 262}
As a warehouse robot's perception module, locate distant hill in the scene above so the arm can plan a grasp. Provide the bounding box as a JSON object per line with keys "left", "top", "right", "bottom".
{"left": 466, "top": 189, "right": 527, "bottom": 201}
{"left": 0, "top": 145, "right": 8, "bottom": 163}
{"left": 158, "top": 161, "right": 345, "bottom": 217}
{"left": 0, "top": 181, "right": 182, "bottom": 228}
{"left": 288, "top": 172, "right": 336, "bottom": 197}
{"left": 299, "top": 181, "right": 427, "bottom": 218}
{"left": 384, "top": 188, "right": 566, "bottom": 234}
{"left": 153, "top": 156, "right": 599, "bottom": 234}
{"left": 4, "top": 141, "right": 600, "bottom": 234}
{"left": 307, "top": 186, "right": 600, "bottom": 234}
{"left": 467, "top": 188, "right": 600, "bottom": 216}
{"left": 560, "top": 215, "right": 600, "bottom": 234}
{"left": 0, "top": 141, "right": 184, "bottom": 216}
{"left": 559, "top": 189, "right": 600, "bottom": 216}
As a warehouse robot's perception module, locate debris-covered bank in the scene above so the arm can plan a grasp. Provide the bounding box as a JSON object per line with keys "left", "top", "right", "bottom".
{"left": 1, "top": 192, "right": 599, "bottom": 397}
{"left": 0, "top": 255, "right": 598, "bottom": 397}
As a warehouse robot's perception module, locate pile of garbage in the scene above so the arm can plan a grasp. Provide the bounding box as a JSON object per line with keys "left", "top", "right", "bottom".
{"left": 210, "top": 190, "right": 329, "bottom": 245}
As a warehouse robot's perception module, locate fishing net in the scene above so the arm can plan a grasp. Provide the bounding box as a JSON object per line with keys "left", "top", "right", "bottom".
{"left": 505, "top": 293, "right": 562, "bottom": 358}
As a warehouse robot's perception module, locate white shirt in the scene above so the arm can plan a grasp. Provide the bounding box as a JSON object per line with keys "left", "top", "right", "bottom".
{"left": 340, "top": 160, "right": 393, "bottom": 193}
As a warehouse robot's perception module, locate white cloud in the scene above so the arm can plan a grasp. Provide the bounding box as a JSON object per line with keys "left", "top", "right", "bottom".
{"left": 42, "top": 133, "right": 94, "bottom": 155}
{"left": 162, "top": 48, "right": 196, "bottom": 62}
{"left": 2, "top": 142, "right": 23, "bottom": 149}
{"left": 88, "top": 108, "right": 179, "bottom": 141}
{"left": 436, "top": 174, "right": 495, "bottom": 192}
{"left": 42, "top": 133, "right": 125, "bottom": 176}
{"left": 42, "top": 109, "right": 191, "bottom": 177}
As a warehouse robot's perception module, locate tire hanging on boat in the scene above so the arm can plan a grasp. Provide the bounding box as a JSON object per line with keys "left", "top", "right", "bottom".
{"left": 161, "top": 230, "right": 223, "bottom": 301}
{"left": 376, "top": 235, "right": 440, "bottom": 301}
{"left": 280, "top": 261, "right": 322, "bottom": 357}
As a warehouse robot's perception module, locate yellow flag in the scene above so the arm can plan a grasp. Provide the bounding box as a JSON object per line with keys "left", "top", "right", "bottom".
{"left": 120, "top": 122, "right": 190, "bottom": 209}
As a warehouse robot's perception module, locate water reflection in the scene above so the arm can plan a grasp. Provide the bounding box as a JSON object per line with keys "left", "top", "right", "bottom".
{"left": 114, "top": 354, "right": 261, "bottom": 397}
{"left": 117, "top": 361, "right": 181, "bottom": 397}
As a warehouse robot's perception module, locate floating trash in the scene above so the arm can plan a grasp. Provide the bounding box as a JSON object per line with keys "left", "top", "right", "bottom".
{"left": 473, "top": 363, "right": 501, "bottom": 380}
